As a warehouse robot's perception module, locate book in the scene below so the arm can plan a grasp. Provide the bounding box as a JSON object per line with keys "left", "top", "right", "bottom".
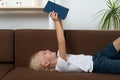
{"left": 43, "top": 1, "right": 69, "bottom": 20}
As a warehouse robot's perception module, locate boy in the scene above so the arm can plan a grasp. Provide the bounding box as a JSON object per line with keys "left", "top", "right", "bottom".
{"left": 29, "top": 11, "right": 120, "bottom": 73}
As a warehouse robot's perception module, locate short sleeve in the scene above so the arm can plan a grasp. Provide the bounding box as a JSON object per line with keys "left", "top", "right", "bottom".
{"left": 55, "top": 56, "right": 71, "bottom": 72}
{"left": 55, "top": 51, "right": 71, "bottom": 72}
{"left": 55, "top": 50, "right": 85, "bottom": 72}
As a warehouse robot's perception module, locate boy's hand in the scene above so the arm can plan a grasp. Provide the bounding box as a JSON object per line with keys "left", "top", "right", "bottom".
{"left": 49, "top": 11, "right": 61, "bottom": 22}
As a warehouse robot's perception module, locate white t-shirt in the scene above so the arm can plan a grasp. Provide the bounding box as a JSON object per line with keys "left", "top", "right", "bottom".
{"left": 55, "top": 51, "right": 93, "bottom": 72}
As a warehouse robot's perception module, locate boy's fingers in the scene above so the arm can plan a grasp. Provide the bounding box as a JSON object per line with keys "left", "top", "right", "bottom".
{"left": 49, "top": 11, "right": 58, "bottom": 16}
{"left": 52, "top": 11, "right": 55, "bottom": 15}
{"left": 49, "top": 11, "right": 59, "bottom": 20}
{"left": 49, "top": 12, "right": 52, "bottom": 16}
{"left": 56, "top": 13, "right": 58, "bottom": 17}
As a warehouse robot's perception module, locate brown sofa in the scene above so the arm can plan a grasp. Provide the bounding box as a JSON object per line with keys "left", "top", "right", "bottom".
{"left": 0, "top": 29, "right": 120, "bottom": 80}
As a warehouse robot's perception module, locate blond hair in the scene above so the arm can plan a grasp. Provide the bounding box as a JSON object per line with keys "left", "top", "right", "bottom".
{"left": 29, "top": 51, "right": 55, "bottom": 71}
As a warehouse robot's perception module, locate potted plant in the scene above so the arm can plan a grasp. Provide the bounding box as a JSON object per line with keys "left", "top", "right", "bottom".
{"left": 96, "top": 0, "right": 120, "bottom": 30}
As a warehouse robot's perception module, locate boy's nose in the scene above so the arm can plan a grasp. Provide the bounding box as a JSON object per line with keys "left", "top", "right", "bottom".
{"left": 46, "top": 50, "right": 50, "bottom": 53}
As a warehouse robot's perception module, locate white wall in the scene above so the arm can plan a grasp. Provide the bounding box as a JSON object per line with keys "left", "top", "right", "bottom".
{"left": 0, "top": 0, "right": 107, "bottom": 30}
{"left": 0, "top": 0, "right": 49, "bottom": 29}
{"left": 56, "top": 0, "right": 107, "bottom": 30}
{"left": 0, "top": 11, "right": 49, "bottom": 29}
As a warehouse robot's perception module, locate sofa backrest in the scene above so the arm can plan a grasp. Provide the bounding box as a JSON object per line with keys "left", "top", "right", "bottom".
{"left": 0, "top": 30, "right": 14, "bottom": 63}
{"left": 15, "top": 30, "right": 58, "bottom": 67}
{"left": 64, "top": 30, "right": 120, "bottom": 55}
{"left": 15, "top": 30, "right": 120, "bottom": 67}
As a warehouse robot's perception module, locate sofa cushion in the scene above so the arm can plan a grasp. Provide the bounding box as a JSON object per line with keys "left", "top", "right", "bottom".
{"left": 0, "top": 30, "right": 14, "bottom": 62}
{"left": 0, "top": 64, "right": 14, "bottom": 79}
{"left": 15, "top": 30, "right": 58, "bottom": 67}
{"left": 2, "top": 67, "right": 120, "bottom": 80}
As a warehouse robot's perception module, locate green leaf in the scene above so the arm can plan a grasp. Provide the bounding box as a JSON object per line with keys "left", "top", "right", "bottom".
{"left": 95, "top": 0, "right": 120, "bottom": 30}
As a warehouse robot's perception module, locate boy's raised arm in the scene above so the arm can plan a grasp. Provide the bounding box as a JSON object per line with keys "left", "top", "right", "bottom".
{"left": 50, "top": 12, "right": 67, "bottom": 61}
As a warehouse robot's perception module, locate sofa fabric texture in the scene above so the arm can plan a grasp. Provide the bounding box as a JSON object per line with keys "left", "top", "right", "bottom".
{"left": 0, "top": 30, "right": 14, "bottom": 62}
{"left": 0, "top": 29, "right": 120, "bottom": 80}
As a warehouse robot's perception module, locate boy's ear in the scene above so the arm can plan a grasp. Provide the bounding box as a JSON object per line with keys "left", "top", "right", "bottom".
{"left": 44, "top": 61, "right": 49, "bottom": 67}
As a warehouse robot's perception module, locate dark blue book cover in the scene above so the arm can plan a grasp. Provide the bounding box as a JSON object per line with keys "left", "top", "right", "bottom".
{"left": 43, "top": 1, "right": 69, "bottom": 20}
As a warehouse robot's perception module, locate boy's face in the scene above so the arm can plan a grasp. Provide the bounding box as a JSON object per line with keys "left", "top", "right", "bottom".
{"left": 38, "top": 50, "right": 57, "bottom": 66}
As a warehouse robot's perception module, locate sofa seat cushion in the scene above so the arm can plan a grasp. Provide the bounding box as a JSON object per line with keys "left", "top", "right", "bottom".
{"left": 0, "top": 64, "right": 14, "bottom": 79}
{"left": 2, "top": 67, "right": 120, "bottom": 80}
